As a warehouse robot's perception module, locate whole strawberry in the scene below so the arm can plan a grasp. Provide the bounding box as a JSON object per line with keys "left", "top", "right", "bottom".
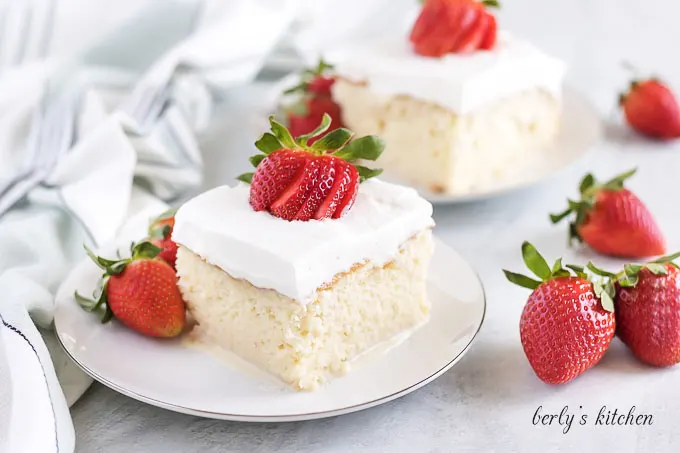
{"left": 613, "top": 254, "right": 680, "bottom": 367}
{"left": 283, "top": 59, "right": 345, "bottom": 144}
{"left": 237, "top": 114, "right": 384, "bottom": 221}
{"left": 75, "top": 242, "right": 186, "bottom": 338}
{"left": 550, "top": 169, "right": 666, "bottom": 258}
{"left": 619, "top": 78, "right": 680, "bottom": 140}
{"left": 410, "top": 0, "right": 500, "bottom": 57}
{"left": 145, "top": 208, "right": 178, "bottom": 269}
{"left": 504, "top": 242, "right": 616, "bottom": 384}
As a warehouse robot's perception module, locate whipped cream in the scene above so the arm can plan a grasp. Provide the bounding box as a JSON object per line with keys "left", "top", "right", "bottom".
{"left": 331, "top": 31, "right": 566, "bottom": 114}
{"left": 173, "top": 179, "right": 434, "bottom": 304}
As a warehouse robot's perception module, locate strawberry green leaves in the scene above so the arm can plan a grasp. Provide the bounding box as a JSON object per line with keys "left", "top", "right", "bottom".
{"left": 249, "top": 154, "right": 266, "bottom": 167}
{"left": 237, "top": 114, "right": 385, "bottom": 185}
{"left": 593, "top": 281, "right": 616, "bottom": 312}
{"left": 503, "top": 242, "right": 618, "bottom": 312}
{"left": 503, "top": 242, "right": 583, "bottom": 290}
{"left": 283, "top": 59, "right": 334, "bottom": 96}
{"left": 255, "top": 133, "right": 283, "bottom": 155}
{"left": 332, "top": 136, "right": 386, "bottom": 161}
{"left": 481, "top": 0, "right": 501, "bottom": 7}
{"left": 505, "top": 241, "right": 680, "bottom": 314}
{"left": 297, "top": 114, "right": 331, "bottom": 146}
{"left": 311, "top": 128, "right": 353, "bottom": 151}
{"left": 522, "top": 242, "right": 552, "bottom": 280}
{"left": 355, "top": 166, "right": 383, "bottom": 183}
{"left": 236, "top": 173, "right": 253, "bottom": 184}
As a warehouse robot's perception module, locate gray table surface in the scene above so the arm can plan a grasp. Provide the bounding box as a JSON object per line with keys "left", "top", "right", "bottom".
{"left": 72, "top": 1, "right": 680, "bottom": 451}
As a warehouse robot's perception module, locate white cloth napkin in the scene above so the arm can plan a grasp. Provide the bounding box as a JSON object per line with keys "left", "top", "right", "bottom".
{"left": 0, "top": 1, "right": 300, "bottom": 452}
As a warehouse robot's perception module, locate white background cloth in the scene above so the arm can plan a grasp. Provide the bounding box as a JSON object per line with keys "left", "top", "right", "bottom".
{"left": 0, "top": 1, "right": 300, "bottom": 452}
{"left": 4, "top": 0, "right": 680, "bottom": 452}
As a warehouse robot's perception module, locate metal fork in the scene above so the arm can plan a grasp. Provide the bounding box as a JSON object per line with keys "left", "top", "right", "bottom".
{"left": 0, "top": 86, "right": 78, "bottom": 218}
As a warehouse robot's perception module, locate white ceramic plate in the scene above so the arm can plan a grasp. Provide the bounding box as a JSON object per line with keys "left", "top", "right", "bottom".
{"left": 54, "top": 213, "right": 486, "bottom": 422}
{"left": 265, "top": 81, "right": 601, "bottom": 204}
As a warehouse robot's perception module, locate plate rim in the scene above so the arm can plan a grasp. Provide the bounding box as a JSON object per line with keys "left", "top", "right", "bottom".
{"left": 57, "top": 239, "right": 487, "bottom": 422}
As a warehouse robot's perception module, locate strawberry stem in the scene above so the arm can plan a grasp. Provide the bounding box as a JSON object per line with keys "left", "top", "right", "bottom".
{"left": 503, "top": 242, "right": 619, "bottom": 312}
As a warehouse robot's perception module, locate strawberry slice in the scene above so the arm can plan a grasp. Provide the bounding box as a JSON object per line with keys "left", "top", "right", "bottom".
{"left": 314, "top": 160, "right": 357, "bottom": 219}
{"left": 445, "top": 4, "right": 480, "bottom": 53}
{"left": 410, "top": 0, "right": 500, "bottom": 57}
{"left": 332, "top": 165, "right": 360, "bottom": 219}
{"left": 269, "top": 156, "right": 319, "bottom": 219}
{"left": 454, "top": 9, "right": 490, "bottom": 53}
{"left": 295, "top": 156, "right": 336, "bottom": 221}
{"left": 479, "top": 13, "right": 497, "bottom": 50}
{"left": 249, "top": 150, "right": 306, "bottom": 211}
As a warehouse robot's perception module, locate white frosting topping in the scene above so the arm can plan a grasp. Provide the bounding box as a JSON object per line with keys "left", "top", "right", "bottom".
{"left": 331, "top": 31, "right": 566, "bottom": 114}
{"left": 173, "top": 179, "right": 434, "bottom": 304}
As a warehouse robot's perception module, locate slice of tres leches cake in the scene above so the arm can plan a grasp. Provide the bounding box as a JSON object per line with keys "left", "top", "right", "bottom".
{"left": 328, "top": 0, "right": 566, "bottom": 195}
{"left": 173, "top": 115, "right": 435, "bottom": 391}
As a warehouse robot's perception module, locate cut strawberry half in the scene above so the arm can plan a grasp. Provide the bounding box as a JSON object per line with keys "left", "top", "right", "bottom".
{"left": 479, "top": 13, "right": 497, "bottom": 50}
{"left": 314, "top": 161, "right": 358, "bottom": 219}
{"left": 237, "top": 114, "right": 384, "bottom": 221}
{"left": 410, "top": 0, "right": 500, "bottom": 57}
{"left": 295, "top": 156, "right": 337, "bottom": 221}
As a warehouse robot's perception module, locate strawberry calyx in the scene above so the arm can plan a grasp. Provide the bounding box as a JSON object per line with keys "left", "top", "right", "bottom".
{"left": 481, "top": 0, "right": 500, "bottom": 7}
{"left": 283, "top": 59, "right": 335, "bottom": 97}
{"left": 418, "top": 0, "right": 500, "bottom": 6}
{"left": 549, "top": 168, "right": 637, "bottom": 244}
{"left": 74, "top": 241, "right": 163, "bottom": 323}
{"left": 618, "top": 78, "right": 661, "bottom": 107}
{"left": 605, "top": 251, "right": 680, "bottom": 287}
{"left": 503, "top": 241, "right": 616, "bottom": 312}
{"left": 237, "top": 114, "right": 384, "bottom": 184}
{"left": 577, "top": 251, "right": 680, "bottom": 308}
{"left": 282, "top": 59, "right": 336, "bottom": 117}
{"left": 148, "top": 208, "right": 176, "bottom": 239}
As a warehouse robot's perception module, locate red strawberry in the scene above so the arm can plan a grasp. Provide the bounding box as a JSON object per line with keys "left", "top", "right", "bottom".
{"left": 479, "top": 13, "right": 497, "bottom": 50}
{"left": 283, "top": 59, "right": 345, "bottom": 144}
{"left": 504, "top": 242, "right": 616, "bottom": 384}
{"left": 410, "top": 0, "right": 500, "bottom": 57}
{"left": 613, "top": 256, "right": 680, "bottom": 367}
{"left": 308, "top": 76, "right": 335, "bottom": 96}
{"left": 550, "top": 169, "right": 666, "bottom": 259}
{"left": 237, "top": 114, "right": 384, "bottom": 221}
{"left": 619, "top": 79, "right": 680, "bottom": 140}
{"left": 150, "top": 237, "right": 178, "bottom": 269}
{"left": 75, "top": 242, "right": 186, "bottom": 338}
{"left": 455, "top": 11, "right": 491, "bottom": 53}
{"left": 314, "top": 161, "right": 359, "bottom": 219}
{"left": 146, "top": 208, "right": 178, "bottom": 269}
{"left": 149, "top": 209, "right": 175, "bottom": 237}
